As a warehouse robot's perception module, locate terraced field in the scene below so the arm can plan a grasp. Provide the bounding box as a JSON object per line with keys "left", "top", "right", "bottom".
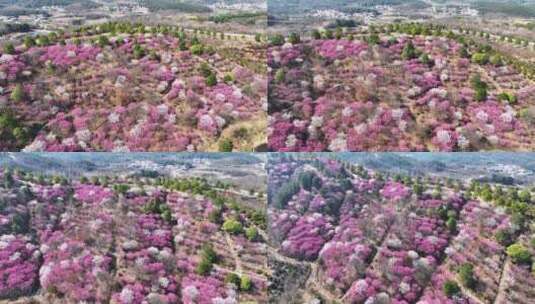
{"left": 268, "top": 24, "right": 535, "bottom": 151}
{"left": 0, "top": 168, "right": 268, "bottom": 303}
{"left": 0, "top": 22, "right": 267, "bottom": 152}
{"left": 267, "top": 156, "right": 535, "bottom": 304}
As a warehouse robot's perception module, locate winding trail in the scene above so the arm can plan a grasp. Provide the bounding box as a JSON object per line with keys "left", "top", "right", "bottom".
{"left": 493, "top": 258, "right": 511, "bottom": 304}
{"left": 225, "top": 233, "right": 243, "bottom": 275}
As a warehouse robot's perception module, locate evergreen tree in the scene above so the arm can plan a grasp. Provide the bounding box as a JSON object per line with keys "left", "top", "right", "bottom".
{"left": 10, "top": 84, "right": 24, "bottom": 103}
{"left": 402, "top": 41, "right": 417, "bottom": 60}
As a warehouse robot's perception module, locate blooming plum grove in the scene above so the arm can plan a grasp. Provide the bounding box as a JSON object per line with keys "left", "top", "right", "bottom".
{"left": 1, "top": 22, "right": 266, "bottom": 152}
{"left": 268, "top": 157, "right": 534, "bottom": 304}
{"left": 268, "top": 34, "right": 535, "bottom": 151}
{"left": 0, "top": 169, "right": 267, "bottom": 303}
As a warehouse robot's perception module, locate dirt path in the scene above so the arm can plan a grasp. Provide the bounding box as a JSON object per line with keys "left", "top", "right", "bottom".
{"left": 493, "top": 257, "right": 511, "bottom": 304}
{"left": 475, "top": 64, "right": 505, "bottom": 93}
{"left": 304, "top": 262, "right": 341, "bottom": 303}
{"left": 225, "top": 233, "right": 243, "bottom": 275}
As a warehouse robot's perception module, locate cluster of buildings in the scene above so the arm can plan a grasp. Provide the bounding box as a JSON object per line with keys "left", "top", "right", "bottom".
{"left": 428, "top": 4, "right": 479, "bottom": 18}
{"left": 0, "top": 1, "right": 150, "bottom": 37}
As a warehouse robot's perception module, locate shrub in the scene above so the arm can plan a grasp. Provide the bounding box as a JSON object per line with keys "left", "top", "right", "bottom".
{"left": 458, "top": 263, "right": 477, "bottom": 289}
{"left": 323, "top": 29, "right": 333, "bottom": 39}
{"left": 495, "top": 229, "right": 514, "bottom": 247}
{"left": 367, "top": 34, "right": 380, "bottom": 45}
{"left": 402, "top": 41, "right": 418, "bottom": 60}
{"left": 273, "top": 180, "right": 300, "bottom": 209}
{"left": 179, "top": 40, "right": 188, "bottom": 51}
{"left": 288, "top": 32, "right": 301, "bottom": 44}
{"left": 240, "top": 275, "right": 252, "bottom": 291}
{"left": 142, "top": 198, "right": 163, "bottom": 214}
{"left": 413, "top": 183, "right": 424, "bottom": 197}
{"left": 223, "top": 74, "right": 234, "bottom": 83}
{"left": 335, "top": 27, "right": 343, "bottom": 39}
{"left": 222, "top": 218, "right": 243, "bottom": 234}
{"left": 200, "top": 243, "right": 217, "bottom": 263}
{"left": 161, "top": 210, "right": 173, "bottom": 223}
{"left": 11, "top": 212, "right": 29, "bottom": 233}
{"left": 498, "top": 92, "right": 518, "bottom": 105}
{"left": 112, "top": 184, "right": 129, "bottom": 194}
{"left": 97, "top": 35, "right": 109, "bottom": 47}
{"left": 490, "top": 54, "right": 503, "bottom": 66}
{"left": 190, "top": 44, "right": 204, "bottom": 55}
{"left": 3, "top": 171, "right": 14, "bottom": 189}
{"left": 298, "top": 171, "right": 317, "bottom": 191}
{"left": 218, "top": 138, "right": 233, "bottom": 152}
{"left": 133, "top": 44, "right": 145, "bottom": 59}
{"left": 245, "top": 226, "right": 258, "bottom": 241}
{"left": 24, "top": 36, "right": 35, "bottom": 48}
{"left": 459, "top": 46, "right": 470, "bottom": 58}
{"left": 519, "top": 189, "right": 531, "bottom": 202}
{"left": 446, "top": 217, "right": 457, "bottom": 234}
{"left": 443, "top": 280, "right": 460, "bottom": 298}
{"left": 196, "top": 258, "right": 213, "bottom": 275}
{"left": 3, "top": 42, "right": 15, "bottom": 55}
{"left": 36, "top": 35, "right": 50, "bottom": 46}
{"left": 471, "top": 74, "right": 488, "bottom": 102}
{"left": 507, "top": 243, "right": 532, "bottom": 264}
{"left": 472, "top": 52, "right": 490, "bottom": 65}
{"left": 199, "top": 62, "right": 212, "bottom": 77}
{"left": 205, "top": 74, "right": 217, "bottom": 86}
{"left": 225, "top": 273, "right": 241, "bottom": 287}
{"left": 204, "top": 46, "right": 216, "bottom": 55}
{"left": 208, "top": 208, "right": 223, "bottom": 224}
{"left": 420, "top": 53, "right": 433, "bottom": 66}
{"left": 269, "top": 34, "right": 285, "bottom": 46}
{"left": 311, "top": 29, "right": 321, "bottom": 40}
{"left": 10, "top": 84, "right": 24, "bottom": 102}
{"left": 232, "top": 127, "right": 248, "bottom": 139}
{"left": 274, "top": 69, "right": 285, "bottom": 83}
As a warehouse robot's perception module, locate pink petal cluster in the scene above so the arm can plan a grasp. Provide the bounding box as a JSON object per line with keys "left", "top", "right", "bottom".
{"left": 0, "top": 235, "right": 39, "bottom": 298}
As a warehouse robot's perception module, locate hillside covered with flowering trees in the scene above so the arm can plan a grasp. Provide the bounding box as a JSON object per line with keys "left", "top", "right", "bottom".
{"left": 0, "top": 21, "right": 267, "bottom": 152}
{"left": 0, "top": 157, "right": 268, "bottom": 303}
{"left": 268, "top": 23, "right": 535, "bottom": 152}
{"left": 267, "top": 155, "right": 535, "bottom": 303}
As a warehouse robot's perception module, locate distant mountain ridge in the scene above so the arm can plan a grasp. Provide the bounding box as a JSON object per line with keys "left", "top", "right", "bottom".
{"left": 0, "top": 153, "right": 264, "bottom": 175}
{"left": 271, "top": 153, "right": 535, "bottom": 182}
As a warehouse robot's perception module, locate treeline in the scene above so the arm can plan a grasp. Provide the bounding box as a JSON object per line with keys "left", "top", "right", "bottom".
{"left": 474, "top": 1, "right": 535, "bottom": 18}
{"left": 326, "top": 19, "right": 360, "bottom": 29}
{"left": 0, "top": 0, "right": 101, "bottom": 16}
{"left": 0, "top": 0, "right": 84, "bottom": 8}
{"left": 0, "top": 109, "right": 41, "bottom": 151}
{"left": 380, "top": 22, "right": 535, "bottom": 80}
{"left": 469, "top": 181, "right": 535, "bottom": 228}
{"left": 516, "top": 22, "right": 535, "bottom": 31}
{"left": 0, "top": 22, "right": 32, "bottom": 35}
{"left": 138, "top": 0, "right": 211, "bottom": 13}
{"left": 356, "top": 0, "right": 428, "bottom": 7}
{"left": 469, "top": 181, "right": 535, "bottom": 272}
{"left": 156, "top": 177, "right": 266, "bottom": 229}
{"left": 0, "top": 7, "right": 47, "bottom": 17}
{"left": 209, "top": 12, "right": 265, "bottom": 24}
{"left": 271, "top": 159, "right": 353, "bottom": 209}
